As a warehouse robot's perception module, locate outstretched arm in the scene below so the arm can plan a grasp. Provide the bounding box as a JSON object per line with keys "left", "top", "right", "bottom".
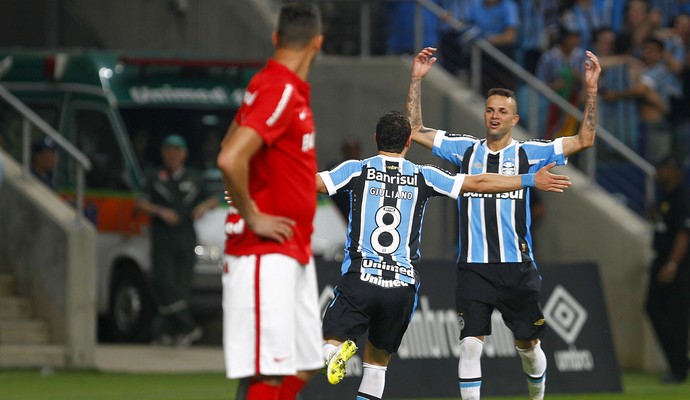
{"left": 407, "top": 47, "right": 440, "bottom": 150}
{"left": 462, "top": 163, "right": 571, "bottom": 193}
{"left": 562, "top": 51, "right": 601, "bottom": 156}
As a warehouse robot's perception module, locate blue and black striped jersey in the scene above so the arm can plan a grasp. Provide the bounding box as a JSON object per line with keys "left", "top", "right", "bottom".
{"left": 432, "top": 131, "right": 567, "bottom": 264}
{"left": 319, "top": 155, "right": 464, "bottom": 286}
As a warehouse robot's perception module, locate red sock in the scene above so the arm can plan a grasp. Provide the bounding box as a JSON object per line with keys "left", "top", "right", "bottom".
{"left": 246, "top": 379, "right": 280, "bottom": 400}
{"left": 277, "top": 375, "right": 307, "bottom": 400}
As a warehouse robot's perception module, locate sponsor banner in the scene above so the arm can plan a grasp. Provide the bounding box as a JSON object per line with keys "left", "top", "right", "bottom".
{"left": 302, "top": 259, "right": 621, "bottom": 399}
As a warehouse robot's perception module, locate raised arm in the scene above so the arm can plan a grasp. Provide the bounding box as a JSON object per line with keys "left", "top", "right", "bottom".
{"left": 407, "top": 47, "right": 440, "bottom": 150}
{"left": 461, "top": 163, "right": 571, "bottom": 193}
{"left": 562, "top": 51, "right": 601, "bottom": 156}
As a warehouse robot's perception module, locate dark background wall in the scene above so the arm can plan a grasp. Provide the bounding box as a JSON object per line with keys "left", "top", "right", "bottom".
{"left": 0, "top": 0, "right": 274, "bottom": 59}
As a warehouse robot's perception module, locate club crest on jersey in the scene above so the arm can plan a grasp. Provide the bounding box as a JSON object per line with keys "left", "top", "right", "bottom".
{"left": 501, "top": 161, "right": 516, "bottom": 175}
{"left": 472, "top": 162, "right": 482, "bottom": 170}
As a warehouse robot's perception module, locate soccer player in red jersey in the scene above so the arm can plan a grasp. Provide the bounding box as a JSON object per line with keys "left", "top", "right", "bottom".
{"left": 216, "top": 3, "right": 324, "bottom": 400}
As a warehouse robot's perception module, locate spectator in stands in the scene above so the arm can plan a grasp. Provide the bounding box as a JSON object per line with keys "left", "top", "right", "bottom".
{"left": 599, "top": 34, "right": 677, "bottom": 163}
{"left": 665, "top": 14, "right": 690, "bottom": 165}
{"left": 598, "top": 31, "right": 643, "bottom": 152}
{"left": 656, "top": 13, "right": 686, "bottom": 81}
{"left": 637, "top": 36, "right": 680, "bottom": 163}
{"left": 649, "top": 0, "right": 685, "bottom": 30}
{"left": 438, "top": 0, "right": 472, "bottom": 74}
{"left": 30, "top": 137, "right": 58, "bottom": 190}
{"left": 662, "top": 12, "right": 690, "bottom": 50}
{"left": 473, "top": 0, "right": 520, "bottom": 91}
{"left": 656, "top": 20, "right": 689, "bottom": 84}
{"left": 621, "top": 0, "right": 660, "bottom": 56}
{"left": 516, "top": 0, "right": 559, "bottom": 75}
{"left": 447, "top": 0, "right": 520, "bottom": 92}
{"left": 383, "top": 0, "right": 442, "bottom": 55}
{"left": 535, "top": 27, "right": 587, "bottom": 140}
{"left": 599, "top": 0, "right": 628, "bottom": 33}
{"left": 592, "top": 27, "right": 617, "bottom": 58}
{"left": 560, "top": 0, "right": 604, "bottom": 50}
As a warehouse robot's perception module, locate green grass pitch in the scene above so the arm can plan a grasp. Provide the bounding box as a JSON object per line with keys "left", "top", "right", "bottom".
{"left": 0, "top": 370, "right": 688, "bottom": 399}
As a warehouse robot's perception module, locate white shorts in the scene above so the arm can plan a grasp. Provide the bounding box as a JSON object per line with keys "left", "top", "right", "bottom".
{"left": 222, "top": 253, "right": 324, "bottom": 378}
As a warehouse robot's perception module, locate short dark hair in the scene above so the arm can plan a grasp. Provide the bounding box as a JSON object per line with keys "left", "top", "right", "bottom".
{"left": 276, "top": 2, "right": 322, "bottom": 49}
{"left": 487, "top": 88, "right": 516, "bottom": 100}
{"left": 375, "top": 111, "right": 411, "bottom": 153}
{"left": 486, "top": 88, "right": 518, "bottom": 111}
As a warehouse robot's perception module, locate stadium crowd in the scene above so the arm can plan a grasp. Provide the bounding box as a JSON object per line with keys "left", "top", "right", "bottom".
{"left": 316, "top": 0, "right": 690, "bottom": 167}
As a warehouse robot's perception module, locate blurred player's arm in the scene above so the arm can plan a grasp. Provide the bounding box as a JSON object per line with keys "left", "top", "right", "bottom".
{"left": 407, "top": 47, "right": 440, "bottom": 150}
{"left": 217, "top": 121, "right": 295, "bottom": 243}
{"left": 462, "top": 163, "right": 570, "bottom": 193}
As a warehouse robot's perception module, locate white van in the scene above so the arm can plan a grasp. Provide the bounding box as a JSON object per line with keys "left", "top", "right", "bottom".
{"left": 0, "top": 49, "right": 346, "bottom": 342}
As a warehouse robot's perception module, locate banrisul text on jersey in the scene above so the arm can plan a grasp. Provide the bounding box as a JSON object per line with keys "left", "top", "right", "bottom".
{"left": 318, "top": 155, "right": 464, "bottom": 288}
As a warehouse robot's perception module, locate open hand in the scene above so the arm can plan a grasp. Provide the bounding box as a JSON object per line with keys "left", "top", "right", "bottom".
{"left": 584, "top": 50, "right": 601, "bottom": 93}
{"left": 535, "top": 162, "right": 571, "bottom": 192}
{"left": 247, "top": 212, "right": 296, "bottom": 243}
{"left": 411, "top": 47, "right": 437, "bottom": 80}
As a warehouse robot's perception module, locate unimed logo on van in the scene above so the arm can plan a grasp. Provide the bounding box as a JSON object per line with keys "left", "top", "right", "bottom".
{"left": 129, "top": 85, "right": 230, "bottom": 105}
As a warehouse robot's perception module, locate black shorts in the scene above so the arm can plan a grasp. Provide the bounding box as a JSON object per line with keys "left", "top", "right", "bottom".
{"left": 322, "top": 272, "right": 418, "bottom": 354}
{"left": 455, "top": 262, "right": 545, "bottom": 341}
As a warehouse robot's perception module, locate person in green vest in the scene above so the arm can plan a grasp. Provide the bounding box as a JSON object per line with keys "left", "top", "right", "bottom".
{"left": 136, "top": 134, "right": 218, "bottom": 346}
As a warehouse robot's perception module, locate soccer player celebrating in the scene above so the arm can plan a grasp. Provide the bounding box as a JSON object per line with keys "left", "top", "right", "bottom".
{"left": 406, "top": 47, "right": 600, "bottom": 400}
{"left": 318, "top": 110, "right": 571, "bottom": 399}
{"left": 216, "top": 3, "right": 324, "bottom": 400}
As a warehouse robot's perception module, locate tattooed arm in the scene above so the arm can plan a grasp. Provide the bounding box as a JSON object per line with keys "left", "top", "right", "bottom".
{"left": 407, "top": 47, "right": 440, "bottom": 150}
{"left": 562, "top": 51, "right": 601, "bottom": 156}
